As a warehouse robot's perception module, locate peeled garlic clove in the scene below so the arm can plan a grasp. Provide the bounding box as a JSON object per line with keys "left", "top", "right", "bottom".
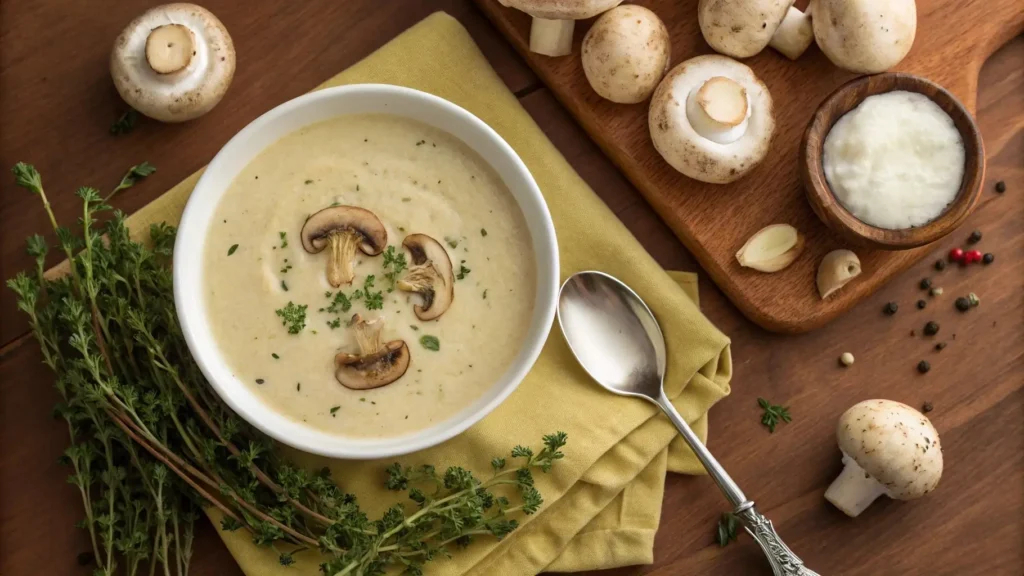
{"left": 817, "top": 249, "right": 862, "bottom": 299}
{"left": 736, "top": 224, "right": 805, "bottom": 272}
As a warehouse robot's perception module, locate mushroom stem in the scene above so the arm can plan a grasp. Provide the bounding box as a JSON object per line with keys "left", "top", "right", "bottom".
{"left": 824, "top": 454, "right": 888, "bottom": 517}
{"left": 769, "top": 6, "right": 814, "bottom": 60}
{"left": 353, "top": 315, "right": 385, "bottom": 355}
{"left": 326, "top": 230, "right": 360, "bottom": 287}
{"left": 686, "top": 76, "right": 750, "bottom": 145}
{"left": 530, "top": 17, "right": 575, "bottom": 56}
{"left": 145, "top": 24, "right": 195, "bottom": 74}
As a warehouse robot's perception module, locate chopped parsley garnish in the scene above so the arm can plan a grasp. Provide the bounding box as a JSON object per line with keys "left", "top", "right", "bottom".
{"left": 275, "top": 302, "right": 307, "bottom": 334}
{"left": 296, "top": 382, "right": 301, "bottom": 391}
{"left": 304, "top": 179, "right": 313, "bottom": 184}
{"left": 457, "top": 262, "right": 470, "bottom": 280}
{"left": 482, "top": 289, "right": 488, "bottom": 299}
{"left": 326, "top": 318, "right": 342, "bottom": 330}
{"left": 227, "top": 244, "right": 239, "bottom": 256}
{"left": 281, "top": 280, "right": 289, "bottom": 292}
{"left": 409, "top": 325, "right": 419, "bottom": 331}
{"left": 325, "top": 291, "right": 352, "bottom": 314}
{"left": 481, "top": 228, "right": 488, "bottom": 237}
{"left": 757, "top": 398, "right": 791, "bottom": 433}
{"left": 446, "top": 237, "right": 459, "bottom": 249}
{"left": 271, "top": 353, "right": 280, "bottom": 359}
{"left": 415, "top": 139, "right": 426, "bottom": 146}
{"left": 382, "top": 246, "right": 408, "bottom": 291}
{"left": 419, "top": 335, "right": 440, "bottom": 351}
{"left": 401, "top": 197, "right": 411, "bottom": 203}
{"left": 330, "top": 406, "right": 340, "bottom": 417}
{"left": 255, "top": 378, "right": 265, "bottom": 385}
{"left": 360, "top": 275, "right": 383, "bottom": 310}
{"left": 279, "top": 231, "right": 288, "bottom": 248}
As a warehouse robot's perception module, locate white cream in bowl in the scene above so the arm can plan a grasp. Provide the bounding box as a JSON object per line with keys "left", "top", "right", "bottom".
{"left": 822, "top": 90, "right": 965, "bottom": 230}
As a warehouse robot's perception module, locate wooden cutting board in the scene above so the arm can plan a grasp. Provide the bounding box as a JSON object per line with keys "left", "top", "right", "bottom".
{"left": 475, "top": 0, "right": 1024, "bottom": 332}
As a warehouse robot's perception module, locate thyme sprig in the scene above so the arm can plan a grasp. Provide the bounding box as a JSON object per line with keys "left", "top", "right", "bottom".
{"left": 9, "top": 163, "right": 566, "bottom": 575}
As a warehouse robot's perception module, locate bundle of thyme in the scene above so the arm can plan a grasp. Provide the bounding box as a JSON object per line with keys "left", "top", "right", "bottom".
{"left": 8, "top": 163, "right": 566, "bottom": 576}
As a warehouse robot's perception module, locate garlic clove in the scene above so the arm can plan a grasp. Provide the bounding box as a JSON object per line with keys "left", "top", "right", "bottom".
{"left": 817, "top": 249, "right": 862, "bottom": 299}
{"left": 736, "top": 224, "right": 805, "bottom": 272}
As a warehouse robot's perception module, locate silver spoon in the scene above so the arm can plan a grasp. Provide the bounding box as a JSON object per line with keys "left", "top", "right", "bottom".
{"left": 557, "top": 271, "right": 819, "bottom": 576}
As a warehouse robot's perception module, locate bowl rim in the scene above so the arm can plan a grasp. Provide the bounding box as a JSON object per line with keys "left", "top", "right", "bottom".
{"left": 173, "top": 83, "right": 559, "bottom": 459}
{"left": 801, "top": 72, "right": 985, "bottom": 250}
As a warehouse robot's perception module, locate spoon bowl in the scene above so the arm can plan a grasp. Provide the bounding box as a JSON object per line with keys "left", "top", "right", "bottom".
{"left": 557, "top": 271, "right": 666, "bottom": 401}
{"left": 557, "top": 271, "right": 819, "bottom": 576}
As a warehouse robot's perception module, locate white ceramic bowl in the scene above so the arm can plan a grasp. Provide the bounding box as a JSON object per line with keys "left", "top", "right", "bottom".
{"left": 174, "top": 84, "right": 558, "bottom": 459}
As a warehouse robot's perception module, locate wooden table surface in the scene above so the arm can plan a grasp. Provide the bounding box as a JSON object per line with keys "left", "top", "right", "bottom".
{"left": 1, "top": 2, "right": 1021, "bottom": 575}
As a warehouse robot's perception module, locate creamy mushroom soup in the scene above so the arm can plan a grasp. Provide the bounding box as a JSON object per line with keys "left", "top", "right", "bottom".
{"left": 203, "top": 114, "right": 536, "bottom": 438}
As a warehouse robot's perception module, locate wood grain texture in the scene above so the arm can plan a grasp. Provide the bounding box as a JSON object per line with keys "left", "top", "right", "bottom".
{"left": 474, "top": 0, "right": 1024, "bottom": 332}
{"left": 801, "top": 73, "right": 985, "bottom": 250}
{"left": 1, "top": 2, "right": 1022, "bottom": 576}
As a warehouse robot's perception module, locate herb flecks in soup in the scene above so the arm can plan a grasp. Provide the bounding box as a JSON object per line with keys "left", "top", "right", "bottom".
{"left": 203, "top": 114, "right": 536, "bottom": 438}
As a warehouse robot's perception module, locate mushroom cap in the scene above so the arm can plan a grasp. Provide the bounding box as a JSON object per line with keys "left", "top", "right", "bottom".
{"left": 648, "top": 54, "right": 775, "bottom": 184}
{"left": 698, "top": 0, "right": 794, "bottom": 58}
{"left": 300, "top": 206, "right": 387, "bottom": 255}
{"left": 335, "top": 340, "right": 410, "bottom": 390}
{"left": 836, "top": 399, "right": 943, "bottom": 500}
{"left": 581, "top": 5, "right": 671, "bottom": 104}
{"left": 111, "top": 3, "right": 235, "bottom": 122}
{"left": 498, "top": 0, "right": 623, "bottom": 20}
{"left": 813, "top": 0, "right": 917, "bottom": 74}
{"left": 401, "top": 234, "right": 455, "bottom": 321}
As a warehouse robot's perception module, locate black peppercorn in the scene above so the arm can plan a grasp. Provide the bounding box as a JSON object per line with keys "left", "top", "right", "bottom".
{"left": 922, "top": 402, "right": 934, "bottom": 413}
{"left": 995, "top": 180, "right": 1006, "bottom": 193}
{"left": 934, "top": 259, "right": 946, "bottom": 271}
{"left": 917, "top": 300, "right": 927, "bottom": 309}
{"left": 919, "top": 278, "right": 932, "bottom": 290}
{"left": 917, "top": 360, "right": 931, "bottom": 374}
{"left": 923, "top": 321, "right": 940, "bottom": 336}
{"left": 982, "top": 253, "right": 994, "bottom": 264}
{"left": 935, "top": 342, "right": 947, "bottom": 351}
{"left": 968, "top": 230, "right": 982, "bottom": 243}
{"left": 955, "top": 297, "right": 971, "bottom": 312}
{"left": 255, "top": 378, "right": 265, "bottom": 385}
{"left": 883, "top": 301, "right": 899, "bottom": 315}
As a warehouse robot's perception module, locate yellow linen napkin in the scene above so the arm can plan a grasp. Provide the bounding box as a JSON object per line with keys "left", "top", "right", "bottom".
{"left": 123, "top": 12, "right": 731, "bottom": 575}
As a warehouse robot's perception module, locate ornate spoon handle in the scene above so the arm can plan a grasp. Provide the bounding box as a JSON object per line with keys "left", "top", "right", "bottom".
{"left": 735, "top": 505, "right": 821, "bottom": 576}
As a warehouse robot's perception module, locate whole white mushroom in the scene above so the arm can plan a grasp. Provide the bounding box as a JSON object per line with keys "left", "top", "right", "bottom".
{"left": 698, "top": 0, "right": 814, "bottom": 60}
{"left": 581, "top": 5, "right": 671, "bottom": 104}
{"left": 825, "top": 399, "right": 943, "bottom": 517}
{"left": 499, "top": 0, "right": 623, "bottom": 57}
{"left": 813, "top": 0, "right": 917, "bottom": 74}
{"left": 111, "top": 3, "right": 236, "bottom": 122}
{"left": 648, "top": 55, "right": 775, "bottom": 184}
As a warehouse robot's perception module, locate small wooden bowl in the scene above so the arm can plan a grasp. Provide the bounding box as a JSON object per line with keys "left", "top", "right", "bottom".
{"left": 800, "top": 73, "right": 984, "bottom": 250}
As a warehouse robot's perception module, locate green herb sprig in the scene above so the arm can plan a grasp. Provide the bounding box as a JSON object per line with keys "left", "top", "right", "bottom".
{"left": 381, "top": 245, "right": 408, "bottom": 292}
{"left": 8, "top": 163, "right": 567, "bottom": 576}
{"left": 757, "top": 398, "right": 791, "bottom": 433}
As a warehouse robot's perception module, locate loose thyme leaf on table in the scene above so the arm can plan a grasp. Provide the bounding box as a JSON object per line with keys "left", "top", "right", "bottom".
{"left": 757, "top": 397, "right": 792, "bottom": 433}
{"left": 716, "top": 512, "right": 739, "bottom": 547}
{"left": 8, "top": 162, "right": 569, "bottom": 576}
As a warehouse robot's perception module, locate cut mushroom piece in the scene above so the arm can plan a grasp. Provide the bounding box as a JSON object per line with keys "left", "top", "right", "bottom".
{"left": 301, "top": 206, "right": 387, "bottom": 287}
{"left": 499, "top": 0, "right": 624, "bottom": 57}
{"left": 813, "top": 0, "right": 917, "bottom": 73}
{"left": 581, "top": 5, "right": 671, "bottom": 104}
{"left": 111, "top": 3, "right": 235, "bottom": 122}
{"left": 397, "top": 234, "right": 454, "bottom": 321}
{"left": 698, "top": 0, "right": 813, "bottom": 60}
{"left": 736, "top": 224, "right": 805, "bottom": 272}
{"left": 825, "top": 400, "right": 943, "bottom": 517}
{"left": 649, "top": 55, "right": 775, "bottom": 183}
{"left": 334, "top": 315, "right": 410, "bottom": 390}
{"left": 816, "top": 249, "right": 861, "bottom": 299}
